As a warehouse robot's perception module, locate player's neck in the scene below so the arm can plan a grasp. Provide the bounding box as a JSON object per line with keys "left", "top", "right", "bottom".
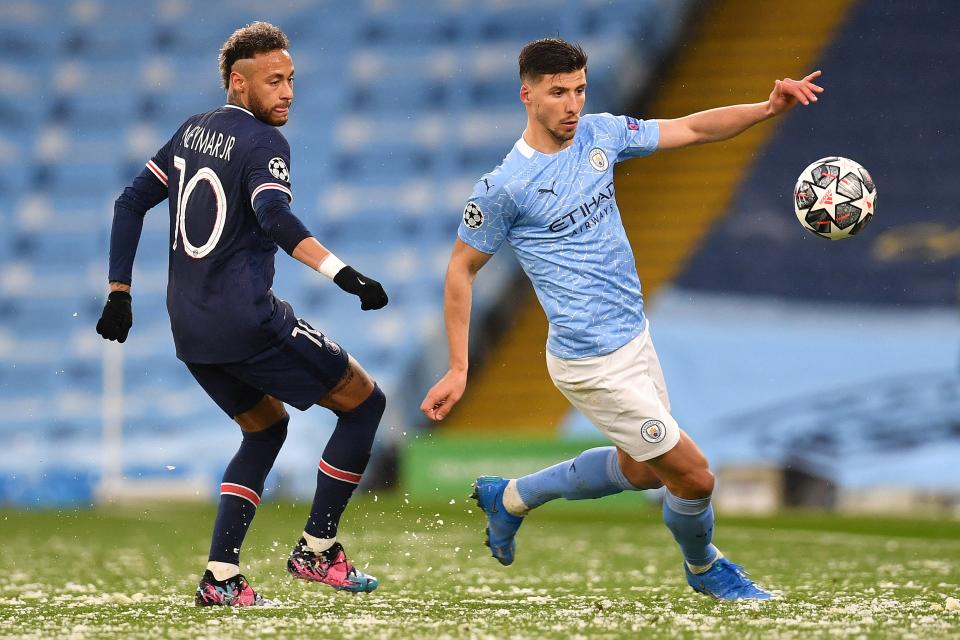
{"left": 521, "top": 125, "right": 575, "bottom": 155}
{"left": 227, "top": 92, "right": 250, "bottom": 112}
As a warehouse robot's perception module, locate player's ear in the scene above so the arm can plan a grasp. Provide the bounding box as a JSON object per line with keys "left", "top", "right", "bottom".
{"left": 519, "top": 82, "right": 532, "bottom": 105}
{"left": 230, "top": 68, "right": 246, "bottom": 94}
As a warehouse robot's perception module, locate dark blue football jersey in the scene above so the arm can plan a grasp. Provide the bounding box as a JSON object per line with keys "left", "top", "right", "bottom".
{"left": 145, "top": 104, "right": 299, "bottom": 363}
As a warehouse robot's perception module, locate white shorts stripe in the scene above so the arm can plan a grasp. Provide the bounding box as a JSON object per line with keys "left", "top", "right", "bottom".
{"left": 250, "top": 183, "right": 293, "bottom": 208}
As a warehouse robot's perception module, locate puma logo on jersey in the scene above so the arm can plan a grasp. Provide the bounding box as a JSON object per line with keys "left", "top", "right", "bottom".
{"left": 537, "top": 182, "right": 558, "bottom": 197}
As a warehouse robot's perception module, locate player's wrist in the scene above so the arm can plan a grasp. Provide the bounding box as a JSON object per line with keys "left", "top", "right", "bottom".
{"left": 109, "top": 281, "right": 131, "bottom": 294}
{"left": 317, "top": 253, "right": 347, "bottom": 281}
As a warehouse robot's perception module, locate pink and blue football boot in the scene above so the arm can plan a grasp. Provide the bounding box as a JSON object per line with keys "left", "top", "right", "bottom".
{"left": 287, "top": 539, "right": 378, "bottom": 593}
{"left": 195, "top": 571, "right": 272, "bottom": 607}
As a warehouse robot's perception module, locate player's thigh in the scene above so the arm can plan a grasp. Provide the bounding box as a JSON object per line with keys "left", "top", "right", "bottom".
{"left": 546, "top": 332, "right": 680, "bottom": 462}
{"left": 316, "top": 357, "right": 375, "bottom": 413}
{"left": 186, "top": 361, "right": 275, "bottom": 427}
{"left": 224, "top": 317, "right": 353, "bottom": 412}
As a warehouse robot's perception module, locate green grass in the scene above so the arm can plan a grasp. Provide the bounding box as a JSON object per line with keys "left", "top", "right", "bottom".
{"left": 1, "top": 495, "right": 958, "bottom": 639}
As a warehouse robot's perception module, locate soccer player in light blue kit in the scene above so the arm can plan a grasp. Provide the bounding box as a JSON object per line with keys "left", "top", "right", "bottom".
{"left": 421, "top": 38, "right": 824, "bottom": 600}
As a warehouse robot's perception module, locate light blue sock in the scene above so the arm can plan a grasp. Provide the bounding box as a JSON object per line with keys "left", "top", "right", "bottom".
{"left": 516, "top": 447, "right": 638, "bottom": 510}
{"left": 662, "top": 489, "right": 719, "bottom": 567}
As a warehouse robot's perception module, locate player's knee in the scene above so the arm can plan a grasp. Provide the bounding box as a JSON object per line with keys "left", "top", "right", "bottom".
{"left": 625, "top": 467, "right": 663, "bottom": 491}
{"left": 243, "top": 414, "right": 289, "bottom": 448}
{"left": 684, "top": 468, "right": 715, "bottom": 498}
{"left": 361, "top": 383, "right": 386, "bottom": 421}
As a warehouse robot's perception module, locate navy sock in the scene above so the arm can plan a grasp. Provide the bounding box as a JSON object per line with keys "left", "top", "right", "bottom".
{"left": 305, "top": 385, "right": 385, "bottom": 539}
{"left": 662, "top": 489, "right": 718, "bottom": 567}
{"left": 516, "top": 447, "right": 638, "bottom": 510}
{"left": 208, "top": 416, "right": 288, "bottom": 565}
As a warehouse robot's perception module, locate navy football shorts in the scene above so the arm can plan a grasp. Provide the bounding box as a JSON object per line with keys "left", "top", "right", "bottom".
{"left": 186, "top": 317, "right": 350, "bottom": 417}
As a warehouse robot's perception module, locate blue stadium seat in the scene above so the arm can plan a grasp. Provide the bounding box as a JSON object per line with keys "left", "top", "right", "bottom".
{"left": 0, "top": 0, "right": 686, "bottom": 504}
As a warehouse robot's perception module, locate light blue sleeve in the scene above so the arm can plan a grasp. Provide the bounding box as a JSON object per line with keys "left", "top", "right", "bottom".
{"left": 456, "top": 178, "right": 518, "bottom": 255}
{"left": 591, "top": 112, "right": 660, "bottom": 162}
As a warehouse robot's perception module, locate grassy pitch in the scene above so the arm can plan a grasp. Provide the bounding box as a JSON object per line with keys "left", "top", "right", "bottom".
{"left": 1, "top": 495, "right": 958, "bottom": 639}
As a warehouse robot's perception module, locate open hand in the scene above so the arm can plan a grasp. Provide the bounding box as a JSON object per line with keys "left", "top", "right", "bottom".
{"left": 769, "top": 70, "right": 824, "bottom": 115}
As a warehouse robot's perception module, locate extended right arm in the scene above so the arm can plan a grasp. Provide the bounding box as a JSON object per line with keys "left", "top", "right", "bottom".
{"left": 420, "top": 239, "right": 493, "bottom": 421}
{"left": 97, "top": 167, "right": 168, "bottom": 342}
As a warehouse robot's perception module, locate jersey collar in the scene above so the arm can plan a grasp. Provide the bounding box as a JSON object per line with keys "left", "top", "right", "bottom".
{"left": 515, "top": 136, "right": 536, "bottom": 159}
{"left": 223, "top": 104, "right": 254, "bottom": 117}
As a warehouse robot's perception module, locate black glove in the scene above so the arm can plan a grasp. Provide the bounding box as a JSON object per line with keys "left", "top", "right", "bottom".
{"left": 334, "top": 266, "right": 388, "bottom": 310}
{"left": 96, "top": 290, "right": 133, "bottom": 343}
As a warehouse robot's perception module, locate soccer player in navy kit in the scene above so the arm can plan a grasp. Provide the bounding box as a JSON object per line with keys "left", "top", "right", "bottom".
{"left": 96, "top": 23, "right": 387, "bottom": 606}
{"left": 421, "top": 39, "right": 824, "bottom": 600}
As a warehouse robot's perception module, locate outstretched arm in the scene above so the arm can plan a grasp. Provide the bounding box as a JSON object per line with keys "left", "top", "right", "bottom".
{"left": 254, "top": 192, "right": 388, "bottom": 311}
{"left": 657, "top": 70, "right": 824, "bottom": 150}
{"left": 420, "top": 239, "right": 493, "bottom": 422}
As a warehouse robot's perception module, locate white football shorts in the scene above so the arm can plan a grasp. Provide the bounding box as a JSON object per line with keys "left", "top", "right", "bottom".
{"left": 546, "top": 324, "right": 681, "bottom": 462}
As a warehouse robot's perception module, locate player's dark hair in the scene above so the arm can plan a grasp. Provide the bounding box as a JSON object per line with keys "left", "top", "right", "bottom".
{"left": 219, "top": 21, "right": 290, "bottom": 90}
{"left": 518, "top": 38, "right": 587, "bottom": 82}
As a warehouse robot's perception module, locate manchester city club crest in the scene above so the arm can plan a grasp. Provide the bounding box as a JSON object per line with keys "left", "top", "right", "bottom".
{"left": 640, "top": 419, "right": 666, "bottom": 444}
{"left": 589, "top": 147, "right": 609, "bottom": 171}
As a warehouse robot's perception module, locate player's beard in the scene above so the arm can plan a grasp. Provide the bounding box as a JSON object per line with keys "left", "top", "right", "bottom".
{"left": 535, "top": 105, "right": 576, "bottom": 145}
{"left": 249, "top": 91, "right": 289, "bottom": 126}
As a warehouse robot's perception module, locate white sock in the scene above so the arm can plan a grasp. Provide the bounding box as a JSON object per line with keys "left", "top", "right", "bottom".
{"left": 303, "top": 531, "right": 336, "bottom": 554}
{"left": 501, "top": 479, "right": 529, "bottom": 516}
{"left": 687, "top": 549, "right": 723, "bottom": 575}
{"left": 207, "top": 561, "right": 240, "bottom": 581}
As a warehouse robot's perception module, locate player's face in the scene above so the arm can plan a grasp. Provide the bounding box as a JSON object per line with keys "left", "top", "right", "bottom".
{"left": 235, "top": 49, "right": 295, "bottom": 126}
{"left": 523, "top": 69, "right": 587, "bottom": 146}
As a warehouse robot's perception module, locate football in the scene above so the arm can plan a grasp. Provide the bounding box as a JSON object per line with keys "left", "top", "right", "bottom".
{"left": 793, "top": 156, "right": 876, "bottom": 240}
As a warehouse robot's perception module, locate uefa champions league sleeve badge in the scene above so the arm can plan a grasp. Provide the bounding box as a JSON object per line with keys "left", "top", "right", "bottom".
{"left": 268, "top": 157, "right": 289, "bottom": 181}
{"left": 463, "top": 201, "right": 484, "bottom": 229}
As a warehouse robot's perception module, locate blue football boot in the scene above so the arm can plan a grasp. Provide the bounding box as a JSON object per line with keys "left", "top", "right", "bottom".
{"left": 685, "top": 557, "right": 772, "bottom": 600}
{"left": 471, "top": 476, "right": 524, "bottom": 566}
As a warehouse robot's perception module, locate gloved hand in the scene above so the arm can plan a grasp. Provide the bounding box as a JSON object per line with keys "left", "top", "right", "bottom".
{"left": 333, "top": 266, "right": 389, "bottom": 310}
{"left": 96, "top": 290, "right": 133, "bottom": 342}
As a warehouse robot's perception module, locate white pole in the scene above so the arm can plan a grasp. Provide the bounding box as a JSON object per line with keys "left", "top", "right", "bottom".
{"left": 101, "top": 340, "right": 124, "bottom": 492}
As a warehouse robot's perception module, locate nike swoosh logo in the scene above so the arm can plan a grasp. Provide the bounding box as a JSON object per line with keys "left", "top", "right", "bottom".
{"left": 356, "top": 277, "right": 366, "bottom": 285}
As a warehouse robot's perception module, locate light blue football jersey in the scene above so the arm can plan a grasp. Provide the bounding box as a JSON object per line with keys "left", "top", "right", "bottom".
{"left": 458, "top": 113, "right": 659, "bottom": 359}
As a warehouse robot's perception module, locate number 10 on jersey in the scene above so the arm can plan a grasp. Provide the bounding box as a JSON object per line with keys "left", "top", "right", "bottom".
{"left": 173, "top": 155, "right": 227, "bottom": 259}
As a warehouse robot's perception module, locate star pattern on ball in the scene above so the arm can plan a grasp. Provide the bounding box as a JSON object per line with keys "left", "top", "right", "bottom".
{"left": 807, "top": 180, "right": 840, "bottom": 218}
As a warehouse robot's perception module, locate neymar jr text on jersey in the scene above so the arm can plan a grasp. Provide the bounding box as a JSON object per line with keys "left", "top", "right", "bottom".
{"left": 181, "top": 125, "right": 237, "bottom": 162}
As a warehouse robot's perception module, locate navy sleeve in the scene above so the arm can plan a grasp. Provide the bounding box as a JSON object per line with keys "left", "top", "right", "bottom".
{"left": 108, "top": 162, "right": 169, "bottom": 285}
{"left": 245, "top": 132, "right": 292, "bottom": 209}
{"left": 253, "top": 189, "right": 312, "bottom": 255}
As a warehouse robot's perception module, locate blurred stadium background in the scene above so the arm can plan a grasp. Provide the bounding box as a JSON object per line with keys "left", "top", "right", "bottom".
{"left": 0, "top": 0, "right": 956, "bottom": 516}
